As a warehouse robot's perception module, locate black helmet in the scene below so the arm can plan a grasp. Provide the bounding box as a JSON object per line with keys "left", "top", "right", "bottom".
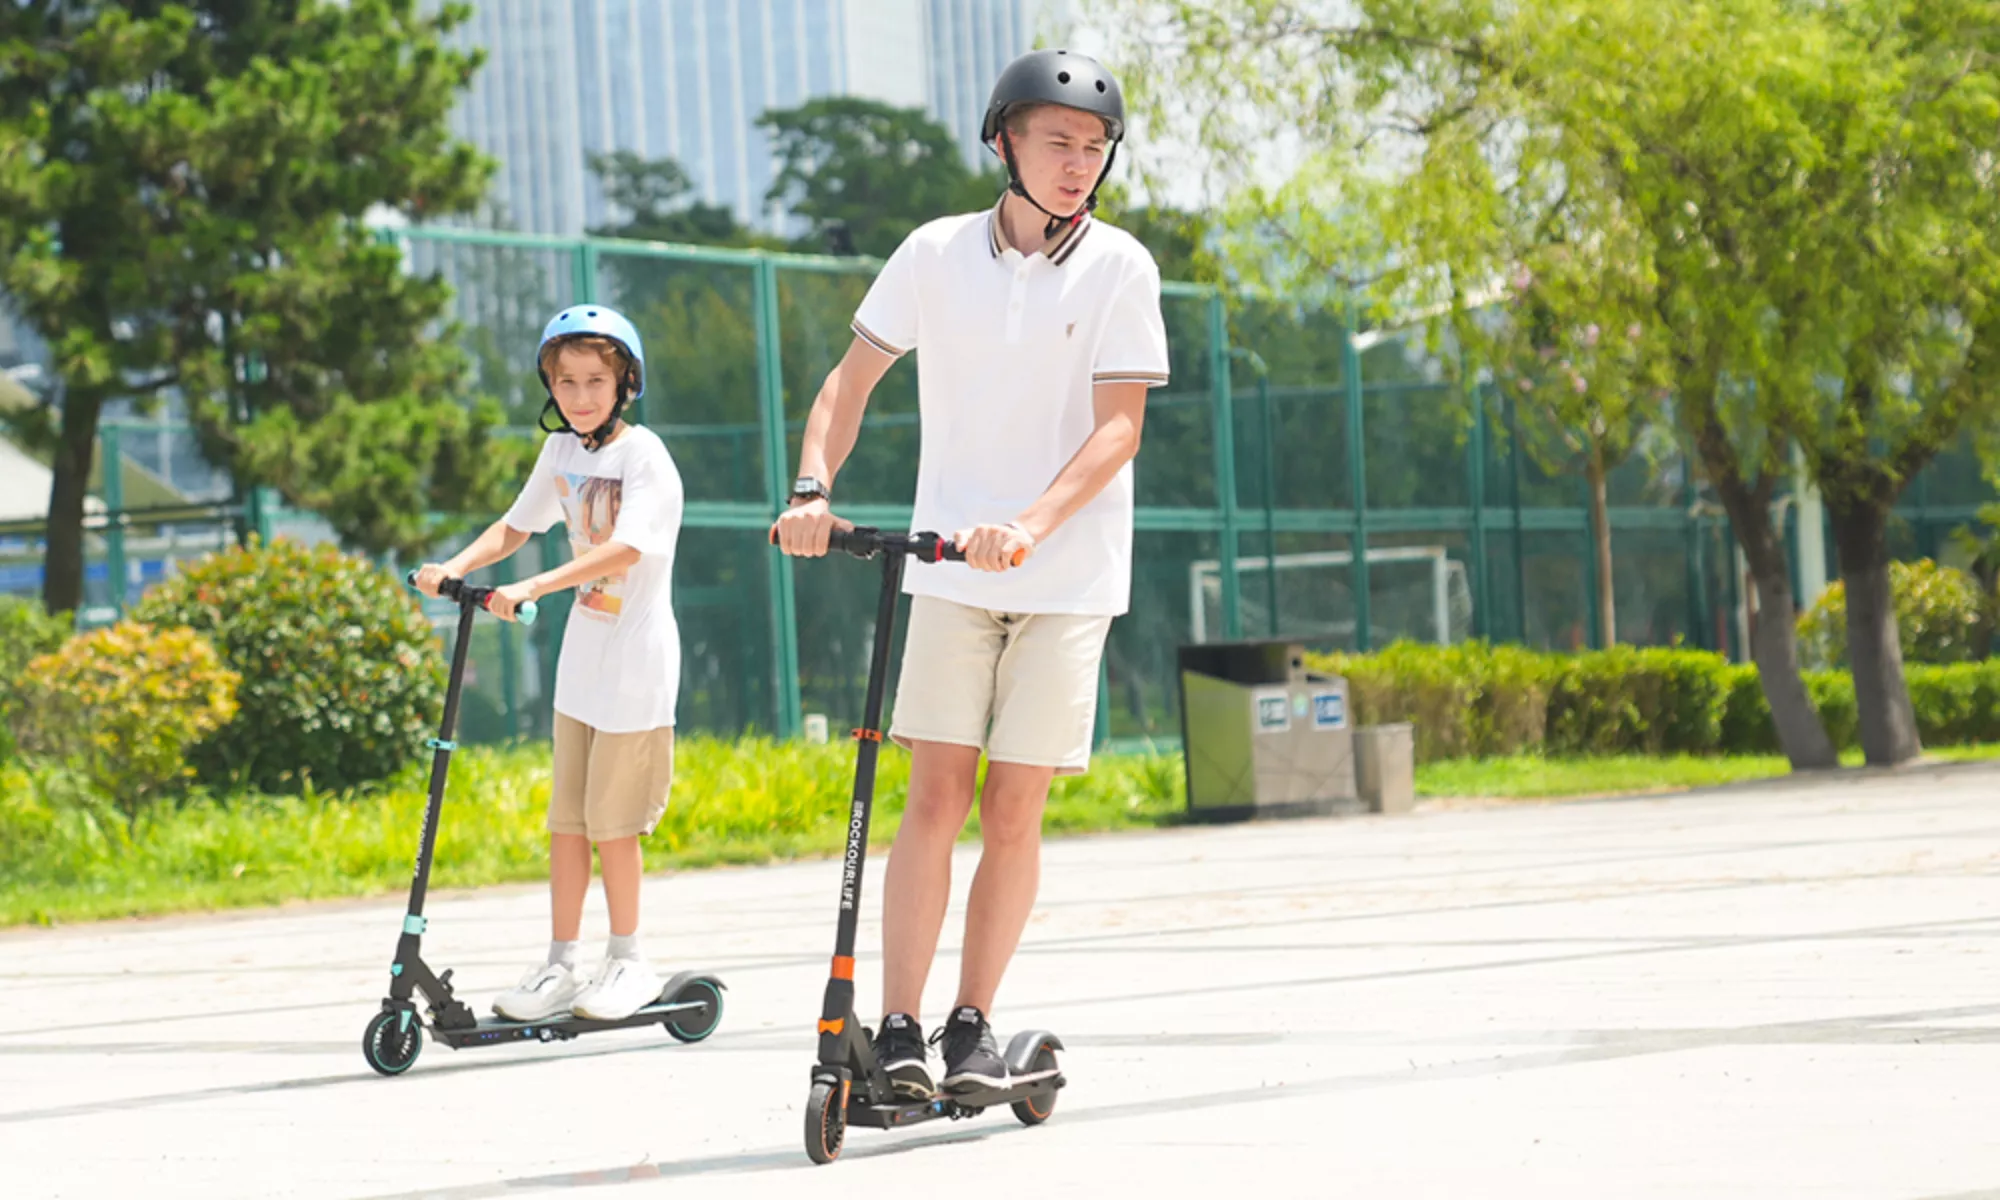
{"left": 980, "top": 49, "right": 1127, "bottom": 238}
{"left": 980, "top": 49, "right": 1126, "bottom": 144}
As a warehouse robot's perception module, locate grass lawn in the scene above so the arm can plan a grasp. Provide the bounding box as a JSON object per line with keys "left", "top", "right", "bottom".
{"left": 6, "top": 739, "right": 1995, "bottom": 927}
{"left": 1415, "top": 744, "right": 2000, "bottom": 800}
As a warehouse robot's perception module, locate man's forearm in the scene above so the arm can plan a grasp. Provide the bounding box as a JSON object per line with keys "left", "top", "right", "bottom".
{"left": 797, "top": 367, "right": 867, "bottom": 488}
{"left": 1015, "top": 413, "right": 1142, "bottom": 543}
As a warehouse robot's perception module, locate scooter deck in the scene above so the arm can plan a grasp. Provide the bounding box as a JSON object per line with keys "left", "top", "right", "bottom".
{"left": 847, "top": 1069, "right": 1065, "bottom": 1129}
{"left": 433, "top": 996, "right": 709, "bottom": 1048}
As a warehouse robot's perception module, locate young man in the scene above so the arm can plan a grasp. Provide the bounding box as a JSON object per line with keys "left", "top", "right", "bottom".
{"left": 772, "top": 49, "right": 1170, "bottom": 1097}
{"left": 415, "top": 305, "right": 685, "bottom": 1023}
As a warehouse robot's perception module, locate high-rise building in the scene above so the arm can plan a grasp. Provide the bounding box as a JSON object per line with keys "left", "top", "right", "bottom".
{"left": 923, "top": 0, "right": 1070, "bottom": 167}
{"left": 445, "top": 0, "right": 1067, "bottom": 237}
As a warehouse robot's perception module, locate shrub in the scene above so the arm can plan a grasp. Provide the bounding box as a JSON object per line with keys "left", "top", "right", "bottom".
{"left": 9, "top": 622, "right": 239, "bottom": 819}
{"left": 1544, "top": 646, "right": 1732, "bottom": 755}
{"left": 1906, "top": 660, "right": 2000, "bottom": 747}
{"left": 0, "top": 596, "right": 70, "bottom": 763}
{"left": 1313, "top": 640, "right": 1553, "bottom": 763}
{"left": 1715, "top": 665, "right": 1860, "bottom": 754}
{"left": 1798, "top": 559, "right": 1987, "bottom": 669}
{"left": 131, "top": 538, "right": 445, "bottom": 794}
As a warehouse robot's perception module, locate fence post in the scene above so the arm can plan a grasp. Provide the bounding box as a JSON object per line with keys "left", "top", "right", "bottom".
{"left": 1467, "top": 382, "right": 1489, "bottom": 639}
{"left": 1344, "top": 302, "right": 1371, "bottom": 651}
{"left": 1206, "top": 290, "right": 1241, "bottom": 640}
{"left": 102, "top": 424, "right": 126, "bottom": 618}
{"left": 754, "top": 256, "right": 803, "bottom": 738}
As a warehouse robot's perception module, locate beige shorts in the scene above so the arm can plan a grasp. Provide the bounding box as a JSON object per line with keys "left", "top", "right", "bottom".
{"left": 550, "top": 712, "right": 674, "bottom": 841}
{"left": 888, "top": 595, "right": 1113, "bottom": 775}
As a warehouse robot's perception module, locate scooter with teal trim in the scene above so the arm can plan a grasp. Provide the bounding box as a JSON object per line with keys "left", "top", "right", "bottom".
{"left": 360, "top": 572, "right": 726, "bottom": 1077}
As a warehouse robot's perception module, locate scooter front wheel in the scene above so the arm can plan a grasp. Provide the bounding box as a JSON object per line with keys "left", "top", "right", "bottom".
{"left": 362, "top": 1008, "right": 424, "bottom": 1077}
{"left": 805, "top": 1080, "right": 846, "bottom": 1164}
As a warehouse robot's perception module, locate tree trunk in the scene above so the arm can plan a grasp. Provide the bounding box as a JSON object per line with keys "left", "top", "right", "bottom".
{"left": 1740, "top": 542, "right": 1836, "bottom": 768}
{"left": 1681, "top": 374, "right": 1836, "bottom": 770}
{"left": 1830, "top": 500, "right": 1922, "bottom": 765}
{"left": 41, "top": 387, "right": 104, "bottom": 616}
{"left": 1587, "top": 441, "right": 1616, "bottom": 646}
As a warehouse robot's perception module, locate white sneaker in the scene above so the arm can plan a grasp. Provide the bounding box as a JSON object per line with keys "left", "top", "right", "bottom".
{"left": 570, "top": 956, "right": 663, "bottom": 1021}
{"left": 492, "top": 961, "right": 585, "bottom": 1022}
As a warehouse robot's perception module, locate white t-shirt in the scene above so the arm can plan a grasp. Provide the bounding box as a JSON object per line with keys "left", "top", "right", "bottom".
{"left": 502, "top": 426, "right": 683, "bottom": 733}
{"left": 851, "top": 202, "right": 1171, "bottom": 616}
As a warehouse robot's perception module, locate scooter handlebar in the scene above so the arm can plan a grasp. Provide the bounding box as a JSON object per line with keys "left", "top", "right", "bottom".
{"left": 405, "top": 570, "right": 539, "bottom": 626}
{"left": 768, "top": 526, "right": 1024, "bottom": 567}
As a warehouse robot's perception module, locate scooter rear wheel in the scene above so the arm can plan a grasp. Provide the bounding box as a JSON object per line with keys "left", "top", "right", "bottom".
{"left": 662, "top": 978, "right": 725, "bottom": 1043}
{"left": 363, "top": 1009, "right": 424, "bottom": 1077}
{"left": 1011, "top": 1044, "right": 1059, "bottom": 1126}
{"left": 805, "top": 1080, "right": 846, "bottom": 1164}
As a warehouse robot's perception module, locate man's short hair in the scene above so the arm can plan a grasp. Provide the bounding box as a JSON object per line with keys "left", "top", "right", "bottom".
{"left": 1002, "top": 102, "right": 1111, "bottom": 141}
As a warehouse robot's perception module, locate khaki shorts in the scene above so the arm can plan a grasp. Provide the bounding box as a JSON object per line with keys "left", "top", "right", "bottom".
{"left": 550, "top": 712, "right": 674, "bottom": 841}
{"left": 888, "top": 595, "right": 1113, "bottom": 775}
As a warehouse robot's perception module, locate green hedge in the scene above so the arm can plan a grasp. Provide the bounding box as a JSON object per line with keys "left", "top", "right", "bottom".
{"left": 1308, "top": 641, "right": 1987, "bottom": 762}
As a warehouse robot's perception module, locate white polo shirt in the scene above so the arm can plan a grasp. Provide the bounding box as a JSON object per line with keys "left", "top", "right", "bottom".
{"left": 850, "top": 201, "right": 1171, "bottom": 616}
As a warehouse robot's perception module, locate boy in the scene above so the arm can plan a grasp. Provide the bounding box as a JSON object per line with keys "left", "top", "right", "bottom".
{"left": 772, "top": 49, "right": 1169, "bottom": 1096}
{"left": 415, "top": 304, "right": 685, "bottom": 1023}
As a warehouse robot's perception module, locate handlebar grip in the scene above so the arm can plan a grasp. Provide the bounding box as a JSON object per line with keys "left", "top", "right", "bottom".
{"left": 406, "top": 569, "right": 536, "bottom": 625}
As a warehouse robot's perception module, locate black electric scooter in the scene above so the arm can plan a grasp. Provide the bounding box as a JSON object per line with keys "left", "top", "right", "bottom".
{"left": 360, "top": 572, "right": 726, "bottom": 1077}
{"left": 784, "top": 528, "right": 1065, "bottom": 1164}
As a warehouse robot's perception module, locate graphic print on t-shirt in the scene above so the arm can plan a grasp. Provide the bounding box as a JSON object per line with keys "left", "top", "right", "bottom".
{"left": 554, "top": 472, "right": 625, "bottom": 621}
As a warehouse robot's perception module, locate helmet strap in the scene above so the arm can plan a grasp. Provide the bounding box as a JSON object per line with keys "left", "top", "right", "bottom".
{"left": 538, "top": 357, "right": 636, "bottom": 452}
{"left": 999, "top": 129, "right": 1118, "bottom": 241}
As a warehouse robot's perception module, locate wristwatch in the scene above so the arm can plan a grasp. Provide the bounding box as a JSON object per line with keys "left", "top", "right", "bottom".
{"left": 791, "top": 476, "right": 831, "bottom": 505}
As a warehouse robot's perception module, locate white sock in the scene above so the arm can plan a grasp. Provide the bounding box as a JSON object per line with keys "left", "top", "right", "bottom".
{"left": 607, "top": 933, "right": 642, "bottom": 962}
{"left": 548, "top": 939, "right": 580, "bottom": 968}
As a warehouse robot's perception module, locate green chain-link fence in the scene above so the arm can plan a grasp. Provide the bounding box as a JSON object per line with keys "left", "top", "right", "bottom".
{"left": 8, "top": 226, "right": 1996, "bottom": 750}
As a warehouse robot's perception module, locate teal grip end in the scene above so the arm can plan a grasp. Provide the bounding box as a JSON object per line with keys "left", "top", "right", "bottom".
{"left": 517, "top": 600, "right": 538, "bottom": 626}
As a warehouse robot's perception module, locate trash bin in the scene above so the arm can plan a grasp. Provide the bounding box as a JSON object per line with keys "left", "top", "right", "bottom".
{"left": 1176, "top": 639, "right": 1360, "bottom": 822}
{"left": 1353, "top": 723, "right": 1416, "bottom": 814}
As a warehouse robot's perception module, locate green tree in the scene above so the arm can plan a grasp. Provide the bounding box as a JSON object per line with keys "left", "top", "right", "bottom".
{"left": 0, "top": 0, "right": 519, "bottom": 614}
{"left": 757, "top": 97, "right": 999, "bottom": 258}
{"left": 586, "top": 150, "right": 781, "bottom": 249}
{"left": 1094, "top": 0, "right": 2000, "bottom": 768}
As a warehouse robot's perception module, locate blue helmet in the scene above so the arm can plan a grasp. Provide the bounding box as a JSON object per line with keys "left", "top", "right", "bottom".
{"left": 538, "top": 304, "right": 646, "bottom": 399}
{"left": 536, "top": 304, "right": 645, "bottom": 449}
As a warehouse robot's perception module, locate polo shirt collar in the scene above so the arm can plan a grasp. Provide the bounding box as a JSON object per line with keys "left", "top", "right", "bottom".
{"left": 986, "top": 196, "right": 1092, "bottom": 267}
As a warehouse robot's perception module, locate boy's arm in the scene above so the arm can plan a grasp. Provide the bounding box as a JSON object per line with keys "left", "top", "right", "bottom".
{"left": 771, "top": 336, "right": 898, "bottom": 557}
{"left": 486, "top": 541, "right": 640, "bottom": 622}
{"left": 956, "top": 382, "right": 1149, "bottom": 572}
{"left": 414, "top": 519, "right": 533, "bottom": 596}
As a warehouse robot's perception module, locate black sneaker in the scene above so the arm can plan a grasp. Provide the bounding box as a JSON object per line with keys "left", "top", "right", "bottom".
{"left": 936, "top": 1005, "right": 1007, "bottom": 1094}
{"left": 872, "top": 1012, "right": 935, "bottom": 1099}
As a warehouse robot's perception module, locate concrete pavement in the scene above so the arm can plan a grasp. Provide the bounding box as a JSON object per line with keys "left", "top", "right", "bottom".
{"left": 5, "top": 763, "right": 2000, "bottom": 1198}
